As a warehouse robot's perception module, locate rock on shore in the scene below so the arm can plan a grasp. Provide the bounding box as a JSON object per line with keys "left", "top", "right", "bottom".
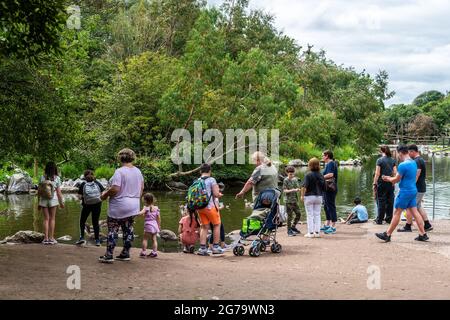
{"left": 0, "top": 230, "right": 44, "bottom": 244}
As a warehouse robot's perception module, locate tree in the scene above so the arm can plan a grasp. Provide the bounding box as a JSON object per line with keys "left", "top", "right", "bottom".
{"left": 407, "top": 114, "right": 437, "bottom": 137}
{"left": 0, "top": 0, "right": 67, "bottom": 63}
{"left": 413, "top": 90, "right": 444, "bottom": 108}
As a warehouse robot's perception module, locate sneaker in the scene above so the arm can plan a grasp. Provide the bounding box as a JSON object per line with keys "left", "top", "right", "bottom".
{"left": 207, "top": 248, "right": 212, "bottom": 254}
{"left": 320, "top": 225, "right": 331, "bottom": 231}
{"left": 148, "top": 251, "right": 158, "bottom": 258}
{"left": 324, "top": 227, "right": 336, "bottom": 234}
{"left": 291, "top": 227, "right": 301, "bottom": 234}
{"left": 212, "top": 246, "right": 225, "bottom": 254}
{"left": 139, "top": 251, "right": 147, "bottom": 258}
{"left": 314, "top": 232, "right": 321, "bottom": 238}
{"left": 49, "top": 239, "right": 58, "bottom": 245}
{"left": 75, "top": 238, "right": 86, "bottom": 246}
{"left": 397, "top": 226, "right": 412, "bottom": 232}
{"left": 373, "top": 220, "right": 383, "bottom": 225}
{"left": 42, "top": 239, "right": 50, "bottom": 245}
{"left": 424, "top": 225, "right": 433, "bottom": 232}
{"left": 183, "top": 246, "right": 190, "bottom": 253}
{"left": 415, "top": 234, "right": 429, "bottom": 242}
{"left": 222, "top": 244, "right": 232, "bottom": 251}
{"left": 95, "top": 239, "right": 101, "bottom": 247}
{"left": 197, "top": 248, "right": 210, "bottom": 256}
{"left": 304, "top": 233, "right": 314, "bottom": 238}
{"left": 98, "top": 255, "right": 114, "bottom": 263}
{"left": 115, "top": 253, "right": 131, "bottom": 261}
{"left": 375, "top": 232, "right": 391, "bottom": 242}
{"left": 287, "top": 229, "right": 297, "bottom": 237}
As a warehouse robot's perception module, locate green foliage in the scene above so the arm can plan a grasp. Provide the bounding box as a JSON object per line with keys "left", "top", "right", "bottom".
{"left": 334, "top": 145, "right": 358, "bottom": 161}
{"left": 136, "top": 157, "right": 176, "bottom": 189}
{"left": 94, "top": 166, "right": 115, "bottom": 180}
{"left": 413, "top": 90, "right": 445, "bottom": 108}
{"left": 60, "top": 163, "right": 83, "bottom": 180}
{"left": 0, "top": 0, "right": 67, "bottom": 63}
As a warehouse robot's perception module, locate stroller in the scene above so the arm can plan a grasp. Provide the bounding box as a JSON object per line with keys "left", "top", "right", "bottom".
{"left": 233, "top": 188, "right": 282, "bottom": 257}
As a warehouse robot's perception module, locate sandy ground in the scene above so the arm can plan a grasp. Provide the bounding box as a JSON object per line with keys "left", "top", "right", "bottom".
{"left": 1, "top": 220, "right": 450, "bottom": 300}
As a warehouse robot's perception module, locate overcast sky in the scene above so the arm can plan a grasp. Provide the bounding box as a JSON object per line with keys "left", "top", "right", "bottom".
{"left": 209, "top": 0, "right": 450, "bottom": 106}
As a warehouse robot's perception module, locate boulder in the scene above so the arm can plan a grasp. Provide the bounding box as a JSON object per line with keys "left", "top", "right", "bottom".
{"left": 6, "top": 171, "right": 33, "bottom": 194}
{"left": 97, "top": 178, "right": 108, "bottom": 188}
{"left": 0, "top": 230, "right": 45, "bottom": 244}
{"left": 288, "top": 159, "right": 307, "bottom": 167}
{"left": 158, "top": 229, "right": 178, "bottom": 241}
{"left": 167, "top": 181, "right": 188, "bottom": 190}
{"left": 0, "top": 182, "right": 6, "bottom": 193}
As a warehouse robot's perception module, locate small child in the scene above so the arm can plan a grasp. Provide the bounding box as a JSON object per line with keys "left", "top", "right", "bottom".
{"left": 283, "top": 166, "right": 301, "bottom": 236}
{"left": 178, "top": 205, "right": 200, "bottom": 253}
{"left": 139, "top": 193, "right": 161, "bottom": 258}
{"left": 344, "top": 197, "right": 368, "bottom": 224}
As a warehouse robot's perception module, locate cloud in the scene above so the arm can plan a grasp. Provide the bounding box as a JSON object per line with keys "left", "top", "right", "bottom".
{"left": 209, "top": 0, "right": 450, "bottom": 105}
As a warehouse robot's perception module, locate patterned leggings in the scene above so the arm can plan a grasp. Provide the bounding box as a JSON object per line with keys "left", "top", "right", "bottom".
{"left": 106, "top": 216, "right": 135, "bottom": 257}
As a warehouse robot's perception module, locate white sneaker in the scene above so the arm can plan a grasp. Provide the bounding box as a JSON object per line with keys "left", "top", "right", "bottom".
{"left": 304, "top": 233, "right": 314, "bottom": 238}
{"left": 314, "top": 232, "right": 321, "bottom": 238}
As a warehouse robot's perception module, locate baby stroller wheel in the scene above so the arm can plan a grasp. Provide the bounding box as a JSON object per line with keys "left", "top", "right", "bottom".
{"left": 258, "top": 242, "right": 266, "bottom": 252}
{"left": 271, "top": 243, "right": 282, "bottom": 253}
{"left": 249, "top": 246, "right": 260, "bottom": 257}
{"left": 233, "top": 245, "right": 245, "bottom": 256}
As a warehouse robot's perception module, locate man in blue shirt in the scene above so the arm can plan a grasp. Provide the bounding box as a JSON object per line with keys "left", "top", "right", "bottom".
{"left": 321, "top": 150, "right": 338, "bottom": 234}
{"left": 376, "top": 145, "right": 429, "bottom": 242}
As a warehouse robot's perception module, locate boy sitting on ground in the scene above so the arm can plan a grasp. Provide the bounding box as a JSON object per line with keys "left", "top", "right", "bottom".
{"left": 344, "top": 197, "right": 368, "bottom": 224}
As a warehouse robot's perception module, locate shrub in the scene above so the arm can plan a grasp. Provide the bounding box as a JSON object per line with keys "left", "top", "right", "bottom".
{"left": 60, "top": 163, "right": 83, "bottom": 180}
{"left": 94, "top": 166, "right": 116, "bottom": 180}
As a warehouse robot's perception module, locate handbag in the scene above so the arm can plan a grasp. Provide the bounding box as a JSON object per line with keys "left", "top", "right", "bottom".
{"left": 325, "top": 177, "right": 337, "bottom": 192}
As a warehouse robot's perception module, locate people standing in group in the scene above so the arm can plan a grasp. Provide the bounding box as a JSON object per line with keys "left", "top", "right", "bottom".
{"left": 321, "top": 150, "right": 338, "bottom": 234}
{"left": 139, "top": 193, "right": 160, "bottom": 258}
{"left": 179, "top": 206, "right": 200, "bottom": 253}
{"left": 75, "top": 170, "right": 105, "bottom": 246}
{"left": 397, "top": 144, "right": 433, "bottom": 232}
{"left": 375, "top": 145, "right": 429, "bottom": 242}
{"left": 98, "top": 148, "right": 144, "bottom": 263}
{"left": 373, "top": 146, "right": 397, "bottom": 225}
{"left": 38, "top": 162, "right": 65, "bottom": 245}
{"left": 196, "top": 163, "right": 224, "bottom": 256}
{"left": 301, "top": 158, "right": 325, "bottom": 238}
{"left": 283, "top": 166, "right": 302, "bottom": 236}
{"left": 235, "top": 151, "right": 278, "bottom": 202}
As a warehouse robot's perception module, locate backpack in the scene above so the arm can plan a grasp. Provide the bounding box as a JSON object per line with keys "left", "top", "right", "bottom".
{"left": 37, "top": 177, "right": 55, "bottom": 200}
{"left": 83, "top": 181, "right": 102, "bottom": 205}
{"left": 186, "top": 177, "right": 212, "bottom": 211}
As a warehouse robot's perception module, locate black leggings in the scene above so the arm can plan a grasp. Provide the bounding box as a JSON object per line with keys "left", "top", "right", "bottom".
{"left": 376, "top": 183, "right": 394, "bottom": 224}
{"left": 209, "top": 223, "right": 225, "bottom": 244}
{"left": 80, "top": 203, "right": 102, "bottom": 240}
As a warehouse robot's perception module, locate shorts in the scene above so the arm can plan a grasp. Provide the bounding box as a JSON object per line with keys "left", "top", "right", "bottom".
{"left": 394, "top": 192, "right": 417, "bottom": 210}
{"left": 416, "top": 192, "right": 425, "bottom": 209}
{"left": 197, "top": 206, "right": 221, "bottom": 226}
{"left": 39, "top": 198, "right": 59, "bottom": 208}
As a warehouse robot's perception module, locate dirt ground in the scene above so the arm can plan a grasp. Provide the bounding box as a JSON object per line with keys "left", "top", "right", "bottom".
{"left": 1, "top": 220, "right": 450, "bottom": 300}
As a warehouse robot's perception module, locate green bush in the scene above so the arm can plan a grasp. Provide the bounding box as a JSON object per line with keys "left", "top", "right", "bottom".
{"left": 334, "top": 145, "right": 357, "bottom": 161}
{"left": 94, "top": 166, "right": 116, "bottom": 180}
{"left": 136, "top": 157, "right": 176, "bottom": 189}
{"left": 60, "top": 163, "right": 83, "bottom": 179}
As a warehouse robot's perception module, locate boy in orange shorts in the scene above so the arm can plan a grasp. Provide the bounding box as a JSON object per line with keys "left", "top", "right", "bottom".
{"left": 196, "top": 163, "right": 224, "bottom": 256}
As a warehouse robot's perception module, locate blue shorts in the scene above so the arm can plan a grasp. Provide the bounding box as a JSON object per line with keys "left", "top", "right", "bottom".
{"left": 394, "top": 192, "right": 417, "bottom": 209}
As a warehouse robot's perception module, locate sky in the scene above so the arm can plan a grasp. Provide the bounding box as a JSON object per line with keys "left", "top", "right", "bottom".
{"left": 208, "top": 0, "right": 450, "bottom": 106}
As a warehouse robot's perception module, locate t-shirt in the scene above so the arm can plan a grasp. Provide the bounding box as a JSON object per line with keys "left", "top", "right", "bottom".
{"left": 39, "top": 175, "right": 61, "bottom": 201}
{"left": 250, "top": 164, "right": 278, "bottom": 200}
{"left": 302, "top": 171, "right": 325, "bottom": 196}
{"left": 283, "top": 177, "right": 300, "bottom": 203}
{"left": 414, "top": 156, "right": 426, "bottom": 193}
{"left": 397, "top": 159, "right": 418, "bottom": 194}
{"left": 202, "top": 176, "right": 218, "bottom": 209}
{"left": 352, "top": 204, "right": 368, "bottom": 221}
{"left": 323, "top": 161, "right": 338, "bottom": 192}
{"left": 108, "top": 166, "right": 144, "bottom": 219}
{"left": 376, "top": 156, "right": 397, "bottom": 184}
{"left": 78, "top": 180, "right": 105, "bottom": 205}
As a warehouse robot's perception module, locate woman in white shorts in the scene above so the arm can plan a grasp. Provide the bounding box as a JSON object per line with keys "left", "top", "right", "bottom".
{"left": 38, "top": 162, "right": 64, "bottom": 244}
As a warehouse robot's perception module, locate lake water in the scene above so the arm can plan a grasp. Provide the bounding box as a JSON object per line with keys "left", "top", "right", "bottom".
{"left": 1, "top": 157, "right": 449, "bottom": 250}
